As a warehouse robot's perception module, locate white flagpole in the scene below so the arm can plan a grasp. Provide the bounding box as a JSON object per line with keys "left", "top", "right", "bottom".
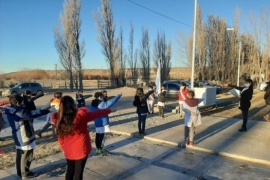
{"left": 191, "top": 0, "right": 197, "bottom": 89}
{"left": 155, "top": 58, "right": 161, "bottom": 95}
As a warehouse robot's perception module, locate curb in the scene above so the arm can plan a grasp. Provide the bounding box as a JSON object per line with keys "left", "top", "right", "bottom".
{"left": 110, "top": 130, "right": 270, "bottom": 166}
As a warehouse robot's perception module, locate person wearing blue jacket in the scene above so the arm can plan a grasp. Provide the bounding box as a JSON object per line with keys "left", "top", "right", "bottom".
{"left": 90, "top": 92, "right": 122, "bottom": 155}
{"left": 133, "top": 88, "right": 154, "bottom": 136}
{"left": 0, "top": 95, "right": 49, "bottom": 179}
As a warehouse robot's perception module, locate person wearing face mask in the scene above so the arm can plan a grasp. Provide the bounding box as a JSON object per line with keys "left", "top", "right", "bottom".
{"left": 178, "top": 82, "right": 189, "bottom": 118}
{"left": 229, "top": 79, "right": 254, "bottom": 132}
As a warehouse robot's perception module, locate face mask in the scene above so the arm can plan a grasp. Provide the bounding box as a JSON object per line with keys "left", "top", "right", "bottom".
{"left": 245, "top": 83, "right": 250, "bottom": 87}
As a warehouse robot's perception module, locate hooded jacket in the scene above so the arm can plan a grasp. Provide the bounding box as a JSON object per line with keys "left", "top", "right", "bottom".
{"left": 183, "top": 98, "right": 201, "bottom": 127}
{"left": 90, "top": 94, "right": 121, "bottom": 128}
{"left": 51, "top": 107, "right": 111, "bottom": 160}
{"left": 1, "top": 106, "right": 49, "bottom": 150}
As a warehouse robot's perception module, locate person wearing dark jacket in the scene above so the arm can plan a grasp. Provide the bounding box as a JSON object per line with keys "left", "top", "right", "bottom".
{"left": 157, "top": 85, "right": 166, "bottom": 118}
{"left": 263, "top": 82, "right": 270, "bottom": 122}
{"left": 23, "top": 90, "right": 44, "bottom": 111}
{"left": 133, "top": 88, "right": 154, "bottom": 135}
{"left": 75, "top": 91, "right": 92, "bottom": 108}
{"left": 229, "top": 79, "right": 254, "bottom": 132}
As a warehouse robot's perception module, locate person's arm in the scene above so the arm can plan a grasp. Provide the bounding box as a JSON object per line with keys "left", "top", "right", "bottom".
{"left": 102, "top": 94, "right": 122, "bottom": 108}
{"left": 228, "top": 84, "right": 244, "bottom": 91}
{"left": 145, "top": 90, "right": 154, "bottom": 99}
{"left": 30, "top": 93, "right": 44, "bottom": 102}
{"left": 0, "top": 100, "right": 9, "bottom": 106}
{"left": 83, "top": 94, "right": 93, "bottom": 100}
{"left": 133, "top": 96, "right": 141, "bottom": 107}
{"left": 85, "top": 108, "right": 111, "bottom": 123}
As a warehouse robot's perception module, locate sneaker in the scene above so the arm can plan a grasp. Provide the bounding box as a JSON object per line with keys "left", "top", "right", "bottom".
{"left": 141, "top": 132, "right": 147, "bottom": 136}
{"left": 101, "top": 149, "right": 110, "bottom": 156}
{"left": 22, "top": 171, "right": 38, "bottom": 179}
{"left": 185, "top": 141, "right": 190, "bottom": 146}
{"left": 95, "top": 149, "right": 102, "bottom": 155}
{"left": 264, "top": 115, "right": 270, "bottom": 122}
{"left": 35, "top": 132, "right": 42, "bottom": 138}
{"left": 189, "top": 141, "right": 195, "bottom": 146}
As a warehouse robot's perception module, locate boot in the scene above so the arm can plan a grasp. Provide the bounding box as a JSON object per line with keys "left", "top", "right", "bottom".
{"left": 263, "top": 115, "right": 270, "bottom": 122}
{"left": 238, "top": 127, "right": 247, "bottom": 132}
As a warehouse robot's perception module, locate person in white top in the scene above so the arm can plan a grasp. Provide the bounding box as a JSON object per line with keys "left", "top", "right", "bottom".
{"left": 147, "top": 86, "right": 156, "bottom": 114}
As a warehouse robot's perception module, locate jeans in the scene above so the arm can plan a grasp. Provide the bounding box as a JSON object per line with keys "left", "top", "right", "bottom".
{"left": 138, "top": 114, "right": 147, "bottom": 134}
{"left": 16, "top": 149, "right": 34, "bottom": 178}
{"left": 66, "top": 156, "right": 88, "bottom": 180}
{"left": 242, "top": 110, "right": 248, "bottom": 128}
{"left": 95, "top": 133, "right": 105, "bottom": 149}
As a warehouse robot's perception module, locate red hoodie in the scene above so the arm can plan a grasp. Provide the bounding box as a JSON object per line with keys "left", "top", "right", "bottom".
{"left": 51, "top": 107, "right": 111, "bottom": 160}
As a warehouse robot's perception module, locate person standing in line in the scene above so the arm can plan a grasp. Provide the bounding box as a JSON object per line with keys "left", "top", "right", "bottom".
{"left": 147, "top": 86, "right": 155, "bottom": 114}
{"left": 51, "top": 96, "right": 111, "bottom": 180}
{"left": 157, "top": 85, "right": 166, "bottom": 118}
{"left": 75, "top": 91, "right": 93, "bottom": 108}
{"left": 183, "top": 91, "right": 201, "bottom": 146}
{"left": 133, "top": 88, "right": 154, "bottom": 135}
{"left": 35, "top": 92, "right": 62, "bottom": 138}
{"left": 101, "top": 90, "right": 115, "bottom": 102}
{"left": 90, "top": 92, "right": 122, "bottom": 155}
{"left": 229, "top": 79, "right": 254, "bottom": 132}
{"left": 0, "top": 95, "right": 49, "bottom": 179}
{"left": 178, "top": 82, "right": 189, "bottom": 118}
{"left": 263, "top": 82, "right": 270, "bottom": 122}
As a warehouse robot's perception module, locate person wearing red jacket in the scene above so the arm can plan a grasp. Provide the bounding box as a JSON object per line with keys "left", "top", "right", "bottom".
{"left": 178, "top": 82, "right": 189, "bottom": 118}
{"left": 51, "top": 96, "right": 111, "bottom": 180}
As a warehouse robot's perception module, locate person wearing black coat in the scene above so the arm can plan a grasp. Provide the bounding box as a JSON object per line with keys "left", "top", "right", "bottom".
{"left": 158, "top": 85, "right": 167, "bottom": 118}
{"left": 75, "top": 91, "right": 92, "bottom": 108}
{"left": 229, "top": 79, "right": 254, "bottom": 132}
{"left": 23, "top": 90, "right": 44, "bottom": 111}
{"left": 133, "top": 88, "right": 154, "bottom": 135}
{"left": 263, "top": 82, "right": 270, "bottom": 122}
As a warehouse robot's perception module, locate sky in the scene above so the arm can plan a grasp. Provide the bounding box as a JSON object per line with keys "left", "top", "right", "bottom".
{"left": 0, "top": 0, "right": 269, "bottom": 73}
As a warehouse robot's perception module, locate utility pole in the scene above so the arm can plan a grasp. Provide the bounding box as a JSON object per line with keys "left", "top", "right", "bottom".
{"left": 55, "top": 64, "right": 57, "bottom": 79}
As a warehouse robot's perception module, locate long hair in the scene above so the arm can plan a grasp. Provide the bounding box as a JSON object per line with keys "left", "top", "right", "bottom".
{"left": 135, "top": 87, "right": 147, "bottom": 105}
{"left": 56, "top": 96, "right": 77, "bottom": 137}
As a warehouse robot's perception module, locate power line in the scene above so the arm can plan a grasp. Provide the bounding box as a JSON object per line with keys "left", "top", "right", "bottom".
{"left": 126, "top": 0, "right": 193, "bottom": 28}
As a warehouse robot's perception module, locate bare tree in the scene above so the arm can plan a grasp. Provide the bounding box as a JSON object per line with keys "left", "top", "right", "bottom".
{"left": 153, "top": 31, "right": 172, "bottom": 82}
{"left": 128, "top": 23, "right": 137, "bottom": 78}
{"left": 94, "top": 0, "right": 118, "bottom": 85}
{"left": 139, "top": 27, "right": 151, "bottom": 83}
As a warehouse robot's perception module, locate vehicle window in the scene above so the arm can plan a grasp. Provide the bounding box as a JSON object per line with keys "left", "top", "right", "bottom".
{"left": 20, "top": 83, "right": 29, "bottom": 88}
{"left": 31, "top": 83, "right": 39, "bottom": 87}
{"left": 168, "top": 84, "right": 179, "bottom": 91}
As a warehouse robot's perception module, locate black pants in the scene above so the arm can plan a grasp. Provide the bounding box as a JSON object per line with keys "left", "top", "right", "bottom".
{"left": 16, "top": 149, "right": 33, "bottom": 178}
{"left": 66, "top": 156, "right": 88, "bottom": 180}
{"left": 95, "top": 133, "right": 105, "bottom": 149}
{"left": 242, "top": 110, "right": 248, "bottom": 128}
{"left": 138, "top": 114, "right": 147, "bottom": 134}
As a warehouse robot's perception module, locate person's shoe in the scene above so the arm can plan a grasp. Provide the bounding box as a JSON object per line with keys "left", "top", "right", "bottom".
{"left": 185, "top": 141, "right": 190, "bottom": 146}
{"left": 101, "top": 149, "right": 110, "bottom": 156}
{"left": 141, "top": 132, "right": 147, "bottom": 136}
{"left": 95, "top": 149, "right": 102, "bottom": 155}
{"left": 22, "top": 171, "right": 38, "bottom": 179}
{"left": 238, "top": 127, "right": 247, "bottom": 132}
{"left": 35, "top": 132, "right": 42, "bottom": 138}
{"left": 264, "top": 115, "right": 270, "bottom": 122}
{"left": 189, "top": 141, "right": 195, "bottom": 146}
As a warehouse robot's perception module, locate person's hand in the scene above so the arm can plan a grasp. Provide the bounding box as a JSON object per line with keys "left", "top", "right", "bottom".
{"left": 191, "top": 112, "right": 198, "bottom": 116}
{"left": 119, "top": 93, "right": 122, "bottom": 96}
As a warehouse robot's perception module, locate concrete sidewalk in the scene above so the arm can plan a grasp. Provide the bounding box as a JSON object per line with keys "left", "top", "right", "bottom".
{"left": 1, "top": 110, "right": 270, "bottom": 179}
{"left": 112, "top": 115, "right": 270, "bottom": 166}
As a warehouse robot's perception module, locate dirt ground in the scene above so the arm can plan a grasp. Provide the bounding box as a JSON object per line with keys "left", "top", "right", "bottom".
{"left": 0, "top": 87, "right": 268, "bottom": 170}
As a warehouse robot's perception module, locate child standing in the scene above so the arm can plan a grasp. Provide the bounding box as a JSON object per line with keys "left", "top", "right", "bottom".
{"left": 90, "top": 92, "right": 122, "bottom": 155}
{"left": 0, "top": 95, "right": 49, "bottom": 179}
{"left": 36, "top": 92, "right": 62, "bottom": 138}
{"left": 183, "top": 91, "right": 201, "bottom": 146}
{"left": 133, "top": 88, "right": 154, "bottom": 135}
{"left": 147, "top": 86, "right": 155, "bottom": 114}
{"left": 178, "top": 82, "right": 189, "bottom": 117}
{"left": 157, "top": 85, "right": 166, "bottom": 118}
{"left": 75, "top": 91, "right": 93, "bottom": 108}
{"left": 51, "top": 96, "right": 111, "bottom": 180}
